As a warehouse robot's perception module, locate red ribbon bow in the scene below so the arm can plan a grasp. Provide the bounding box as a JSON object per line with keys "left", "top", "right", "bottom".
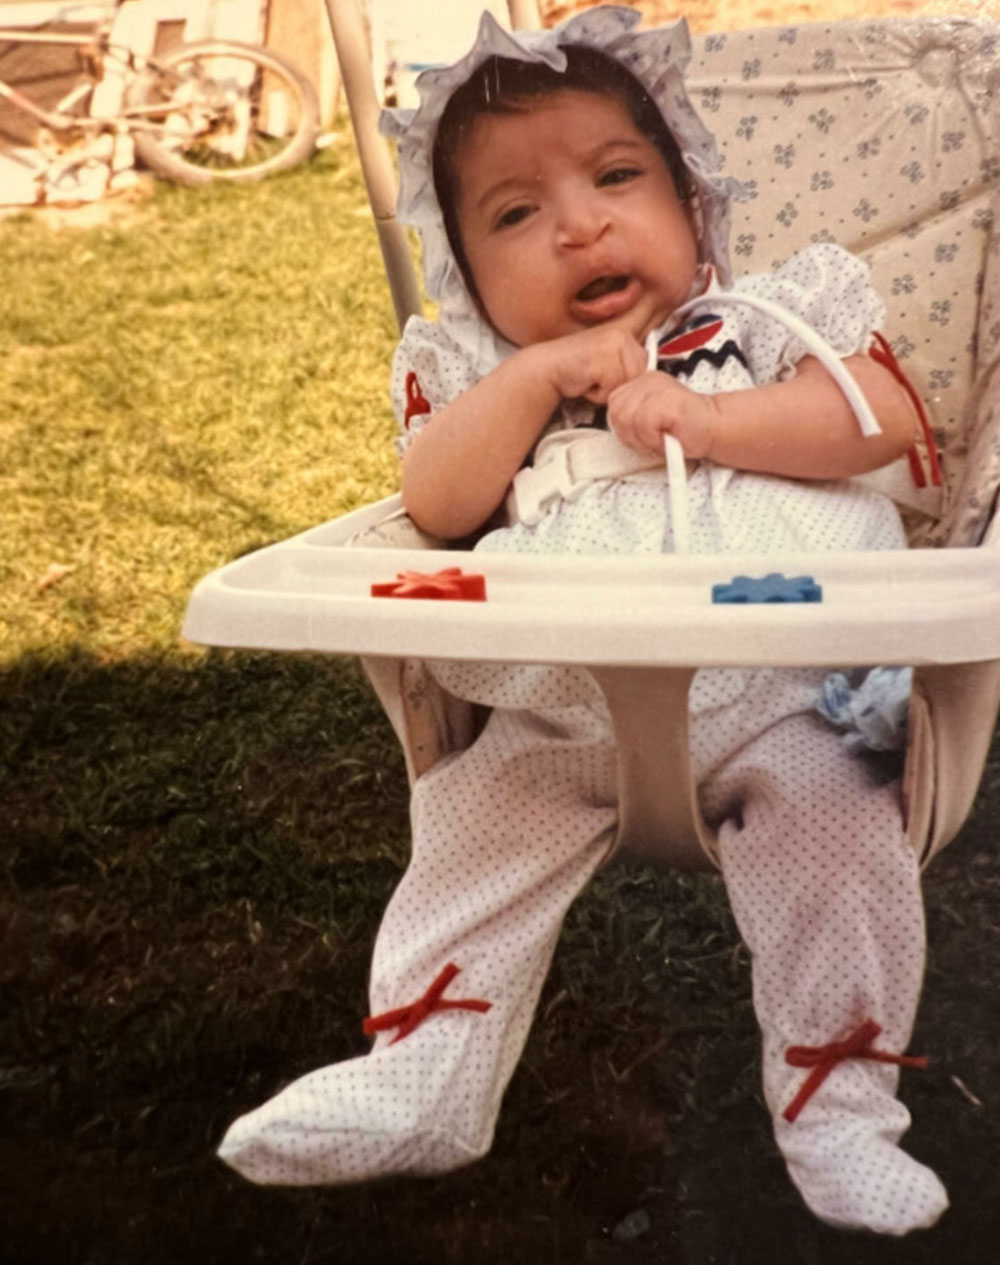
{"left": 371, "top": 567, "right": 486, "bottom": 601}
{"left": 363, "top": 963, "right": 492, "bottom": 1044}
{"left": 404, "top": 371, "right": 432, "bottom": 429}
{"left": 783, "top": 1018, "right": 929, "bottom": 1123}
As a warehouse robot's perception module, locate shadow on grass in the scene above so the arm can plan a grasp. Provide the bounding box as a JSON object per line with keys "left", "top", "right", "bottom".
{"left": 1, "top": 648, "right": 998, "bottom": 1264}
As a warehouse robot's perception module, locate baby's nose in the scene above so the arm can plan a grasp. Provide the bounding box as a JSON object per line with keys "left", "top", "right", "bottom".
{"left": 555, "top": 194, "right": 611, "bottom": 247}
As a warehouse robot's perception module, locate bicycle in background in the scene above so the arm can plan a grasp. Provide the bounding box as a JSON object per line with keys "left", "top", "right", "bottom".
{"left": 0, "top": 1, "right": 320, "bottom": 187}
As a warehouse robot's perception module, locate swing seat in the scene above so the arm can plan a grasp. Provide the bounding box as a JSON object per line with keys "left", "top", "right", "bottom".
{"left": 183, "top": 12, "right": 1000, "bottom": 871}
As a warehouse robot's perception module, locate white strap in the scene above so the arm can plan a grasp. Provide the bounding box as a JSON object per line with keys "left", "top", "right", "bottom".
{"left": 508, "top": 429, "right": 664, "bottom": 526}
{"left": 646, "top": 293, "right": 882, "bottom": 552}
{"left": 670, "top": 290, "right": 883, "bottom": 437}
{"left": 509, "top": 293, "right": 882, "bottom": 534}
{"left": 646, "top": 331, "right": 692, "bottom": 553}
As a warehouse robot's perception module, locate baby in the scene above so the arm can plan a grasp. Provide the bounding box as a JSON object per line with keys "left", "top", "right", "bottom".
{"left": 218, "top": 9, "right": 947, "bottom": 1237}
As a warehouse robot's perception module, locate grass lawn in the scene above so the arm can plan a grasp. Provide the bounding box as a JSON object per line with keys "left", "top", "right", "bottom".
{"left": 2, "top": 135, "right": 1000, "bottom": 1264}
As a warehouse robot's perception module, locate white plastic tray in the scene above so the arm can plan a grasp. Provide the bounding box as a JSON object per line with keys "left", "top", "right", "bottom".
{"left": 183, "top": 495, "right": 1000, "bottom": 669}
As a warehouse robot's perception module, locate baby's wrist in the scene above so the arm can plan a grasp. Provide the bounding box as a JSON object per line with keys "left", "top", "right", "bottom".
{"left": 516, "top": 341, "right": 565, "bottom": 407}
{"left": 699, "top": 393, "right": 723, "bottom": 463}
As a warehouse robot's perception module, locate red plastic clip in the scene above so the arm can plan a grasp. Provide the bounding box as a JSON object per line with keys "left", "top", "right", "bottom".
{"left": 371, "top": 566, "right": 486, "bottom": 601}
{"left": 869, "top": 333, "right": 943, "bottom": 490}
{"left": 363, "top": 963, "right": 492, "bottom": 1044}
{"left": 783, "top": 1018, "right": 929, "bottom": 1123}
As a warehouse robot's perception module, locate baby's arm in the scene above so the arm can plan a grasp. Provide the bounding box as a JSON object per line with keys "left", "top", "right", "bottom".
{"left": 402, "top": 324, "right": 646, "bottom": 538}
{"left": 606, "top": 353, "right": 918, "bottom": 479}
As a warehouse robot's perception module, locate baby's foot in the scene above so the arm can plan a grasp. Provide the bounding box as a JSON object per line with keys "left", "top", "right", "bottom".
{"left": 781, "top": 1129, "right": 948, "bottom": 1234}
{"left": 774, "top": 1051, "right": 947, "bottom": 1235}
{"left": 219, "top": 1007, "right": 507, "bottom": 1185}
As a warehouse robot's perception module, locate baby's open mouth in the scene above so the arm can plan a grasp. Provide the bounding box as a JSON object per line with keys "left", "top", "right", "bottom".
{"left": 575, "top": 274, "right": 630, "bottom": 302}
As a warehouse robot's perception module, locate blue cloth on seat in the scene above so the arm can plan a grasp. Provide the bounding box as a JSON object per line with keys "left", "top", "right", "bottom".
{"left": 816, "top": 667, "right": 912, "bottom": 752}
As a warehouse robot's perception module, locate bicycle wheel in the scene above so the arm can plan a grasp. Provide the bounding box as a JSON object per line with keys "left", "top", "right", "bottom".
{"left": 125, "top": 40, "right": 319, "bottom": 185}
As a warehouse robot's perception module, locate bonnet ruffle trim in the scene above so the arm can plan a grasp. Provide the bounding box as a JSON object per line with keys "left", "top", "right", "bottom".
{"left": 381, "top": 5, "right": 746, "bottom": 368}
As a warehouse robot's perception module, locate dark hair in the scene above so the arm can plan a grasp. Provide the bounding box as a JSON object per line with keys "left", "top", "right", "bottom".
{"left": 432, "top": 45, "right": 693, "bottom": 303}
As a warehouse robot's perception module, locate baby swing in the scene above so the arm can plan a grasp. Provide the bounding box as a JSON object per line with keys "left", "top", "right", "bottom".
{"left": 184, "top": 0, "right": 1000, "bottom": 874}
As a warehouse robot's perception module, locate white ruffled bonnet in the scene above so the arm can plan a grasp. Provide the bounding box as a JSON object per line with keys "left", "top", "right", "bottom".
{"left": 380, "top": 5, "right": 745, "bottom": 367}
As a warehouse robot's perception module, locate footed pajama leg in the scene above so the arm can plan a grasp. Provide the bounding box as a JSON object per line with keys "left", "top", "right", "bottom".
{"left": 702, "top": 714, "right": 948, "bottom": 1235}
{"left": 219, "top": 697, "right": 617, "bottom": 1185}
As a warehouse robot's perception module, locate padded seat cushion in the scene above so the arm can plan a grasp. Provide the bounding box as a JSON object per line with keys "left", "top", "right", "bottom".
{"left": 687, "top": 18, "right": 1000, "bottom": 544}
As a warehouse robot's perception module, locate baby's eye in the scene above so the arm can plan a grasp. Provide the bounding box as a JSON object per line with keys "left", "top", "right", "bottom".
{"left": 495, "top": 204, "right": 533, "bottom": 229}
{"left": 598, "top": 165, "right": 642, "bottom": 187}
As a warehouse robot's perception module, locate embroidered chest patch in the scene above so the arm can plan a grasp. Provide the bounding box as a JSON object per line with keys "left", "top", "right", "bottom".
{"left": 656, "top": 313, "right": 748, "bottom": 379}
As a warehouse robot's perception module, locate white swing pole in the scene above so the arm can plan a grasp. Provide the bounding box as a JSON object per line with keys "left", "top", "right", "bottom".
{"left": 507, "top": 0, "right": 542, "bottom": 29}
{"left": 322, "top": 0, "right": 423, "bottom": 331}
{"left": 322, "top": 1, "right": 542, "bottom": 332}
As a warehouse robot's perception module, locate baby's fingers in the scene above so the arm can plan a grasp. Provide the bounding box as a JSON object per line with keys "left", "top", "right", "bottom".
{"left": 606, "top": 375, "right": 666, "bottom": 454}
{"left": 617, "top": 330, "right": 650, "bottom": 381}
{"left": 583, "top": 335, "right": 647, "bottom": 403}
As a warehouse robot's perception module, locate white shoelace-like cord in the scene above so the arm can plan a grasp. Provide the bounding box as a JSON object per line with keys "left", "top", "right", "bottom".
{"left": 645, "top": 293, "right": 883, "bottom": 555}
{"left": 645, "top": 329, "right": 692, "bottom": 553}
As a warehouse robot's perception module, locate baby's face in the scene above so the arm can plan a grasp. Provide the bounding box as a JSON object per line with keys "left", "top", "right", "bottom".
{"left": 454, "top": 90, "right": 698, "bottom": 347}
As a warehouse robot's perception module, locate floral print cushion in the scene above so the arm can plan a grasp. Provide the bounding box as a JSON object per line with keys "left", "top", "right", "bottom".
{"left": 688, "top": 18, "right": 1000, "bottom": 546}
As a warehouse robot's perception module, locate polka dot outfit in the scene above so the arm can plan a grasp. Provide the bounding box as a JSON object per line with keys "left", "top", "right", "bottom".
{"left": 218, "top": 246, "right": 948, "bottom": 1234}
{"left": 219, "top": 695, "right": 618, "bottom": 1183}
{"left": 471, "top": 247, "right": 906, "bottom": 560}
{"left": 705, "top": 715, "right": 947, "bottom": 1233}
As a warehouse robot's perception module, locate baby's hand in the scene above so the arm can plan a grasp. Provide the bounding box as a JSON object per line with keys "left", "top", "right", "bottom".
{"left": 607, "top": 372, "right": 719, "bottom": 459}
{"left": 535, "top": 325, "right": 647, "bottom": 404}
